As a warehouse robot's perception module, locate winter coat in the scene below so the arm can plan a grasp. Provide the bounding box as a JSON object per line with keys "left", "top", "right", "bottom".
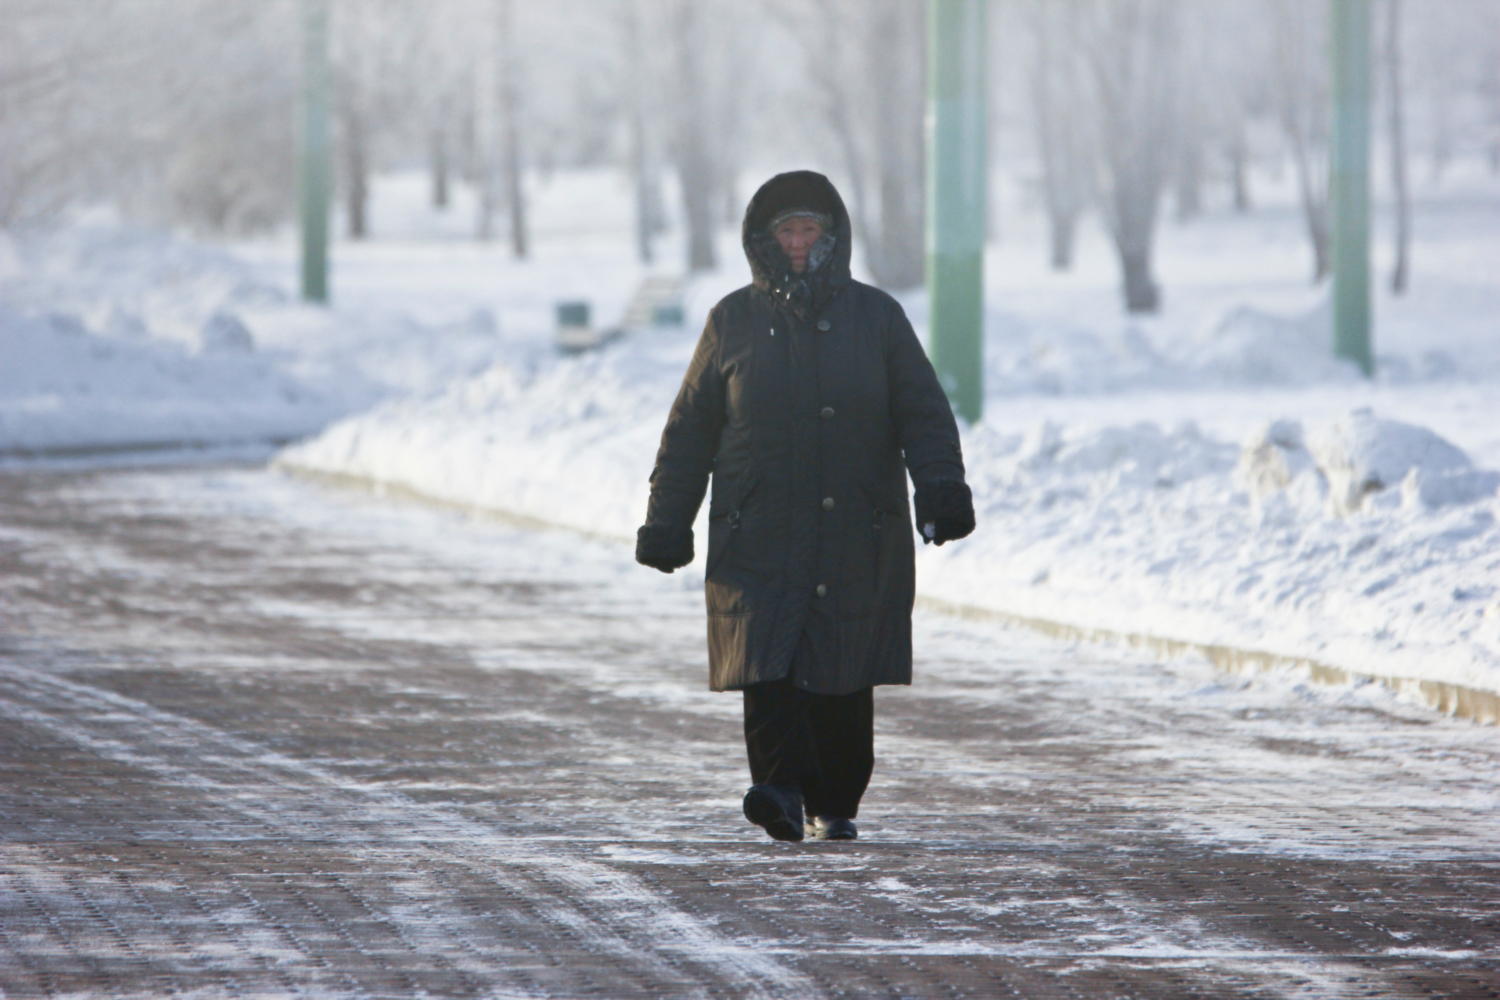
{"left": 638, "top": 170, "right": 969, "bottom": 695}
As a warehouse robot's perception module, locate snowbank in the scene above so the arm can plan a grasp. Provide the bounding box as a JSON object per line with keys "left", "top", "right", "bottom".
{"left": 917, "top": 413, "right": 1500, "bottom": 698}
{"left": 0, "top": 213, "right": 542, "bottom": 455}
{"left": 0, "top": 305, "right": 338, "bottom": 455}
{"left": 279, "top": 330, "right": 693, "bottom": 541}
{"left": 978, "top": 300, "right": 1471, "bottom": 398}
{"left": 278, "top": 330, "right": 1500, "bottom": 699}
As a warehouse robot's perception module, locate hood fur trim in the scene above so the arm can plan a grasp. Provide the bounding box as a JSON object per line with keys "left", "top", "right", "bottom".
{"left": 741, "top": 170, "right": 852, "bottom": 320}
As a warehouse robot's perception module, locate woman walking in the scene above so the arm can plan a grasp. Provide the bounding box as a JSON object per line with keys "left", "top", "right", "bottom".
{"left": 635, "top": 170, "right": 975, "bottom": 842}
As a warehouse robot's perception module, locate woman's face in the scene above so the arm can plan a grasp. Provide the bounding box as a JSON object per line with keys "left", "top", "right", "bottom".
{"left": 774, "top": 217, "right": 824, "bottom": 273}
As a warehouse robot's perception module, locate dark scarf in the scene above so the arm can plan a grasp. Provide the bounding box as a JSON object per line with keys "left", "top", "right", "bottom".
{"left": 747, "top": 229, "right": 841, "bottom": 322}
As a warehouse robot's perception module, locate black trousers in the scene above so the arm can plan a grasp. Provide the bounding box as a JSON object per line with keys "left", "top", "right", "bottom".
{"left": 742, "top": 676, "right": 874, "bottom": 820}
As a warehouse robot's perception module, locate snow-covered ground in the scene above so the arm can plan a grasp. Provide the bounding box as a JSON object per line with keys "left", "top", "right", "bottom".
{"left": 5, "top": 163, "right": 1499, "bottom": 699}
{"left": 0, "top": 173, "right": 649, "bottom": 454}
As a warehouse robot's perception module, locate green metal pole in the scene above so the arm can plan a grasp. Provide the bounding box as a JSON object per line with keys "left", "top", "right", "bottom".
{"left": 299, "top": 0, "right": 331, "bottom": 303}
{"left": 1330, "top": 0, "right": 1372, "bottom": 375}
{"left": 926, "top": 0, "right": 987, "bottom": 424}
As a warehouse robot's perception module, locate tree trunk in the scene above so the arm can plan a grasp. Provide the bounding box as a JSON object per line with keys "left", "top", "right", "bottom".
{"left": 1112, "top": 165, "right": 1163, "bottom": 313}
{"left": 1174, "top": 137, "right": 1202, "bottom": 221}
{"left": 458, "top": 99, "right": 478, "bottom": 185}
{"left": 632, "top": 111, "right": 654, "bottom": 263}
{"left": 622, "top": 0, "right": 654, "bottom": 262}
{"left": 1049, "top": 213, "right": 1077, "bottom": 270}
{"left": 876, "top": 168, "right": 924, "bottom": 289}
{"left": 802, "top": 1, "right": 872, "bottom": 278}
{"left": 476, "top": 179, "right": 496, "bottom": 240}
{"left": 1290, "top": 132, "right": 1330, "bottom": 281}
{"left": 823, "top": 81, "right": 874, "bottom": 273}
{"left": 866, "top": 0, "right": 924, "bottom": 290}
{"left": 430, "top": 128, "right": 449, "bottom": 209}
{"left": 679, "top": 146, "right": 717, "bottom": 272}
{"left": 673, "top": 0, "right": 716, "bottom": 272}
{"left": 503, "top": 121, "right": 526, "bottom": 259}
{"left": 497, "top": 0, "right": 526, "bottom": 259}
{"left": 1300, "top": 180, "right": 1330, "bottom": 281}
{"left": 1120, "top": 247, "right": 1160, "bottom": 313}
{"left": 1228, "top": 131, "right": 1252, "bottom": 212}
{"left": 791, "top": 0, "right": 922, "bottom": 289}
{"left": 1173, "top": 76, "right": 1203, "bottom": 223}
{"left": 1030, "top": 0, "right": 1087, "bottom": 272}
{"left": 1310, "top": 217, "right": 1330, "bottom": 280}
{"left": 344, "top": 109, "right": 368, "bottom": 240}
{"left": 1270, "top": 0, "right": 1331, "bottom": 283}
{"left": 1084, "top": 0, "right": 1175, "bottom": 313}
{"left": 724, "top": 172, "right": 741, "bottom": 226}
{"left": 1386, "top": 0, "right": 1409, "bottom": 295}
{"left": 473, "top": 23, "right": 497, "bottom": 241}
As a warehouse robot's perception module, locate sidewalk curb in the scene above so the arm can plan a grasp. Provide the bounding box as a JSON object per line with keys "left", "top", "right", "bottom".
{"left": 916, "top": 595, "right": 1500, "bottom": 726}
{"left": 274, "top": 462, "right": 634, "bottom": 544}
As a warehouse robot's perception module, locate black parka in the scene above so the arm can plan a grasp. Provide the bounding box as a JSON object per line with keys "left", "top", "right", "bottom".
{"left": 643, "top": 171, "right": 966, "bottom": 695}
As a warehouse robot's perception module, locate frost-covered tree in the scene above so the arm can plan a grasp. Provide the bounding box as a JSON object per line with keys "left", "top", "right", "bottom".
{"left": 10, "top": 0, "right": 1497, "bottom": 274}
{"left": 1023, "top": 0, "right": 1091, "bottom": 270}
{"left": 496, "top": 0, "right": 527, "bottom": 257}
{"left": 669, "top": 0, "right": 717, "bottom": 272}
{"left": 1079, "top": 0, "right": 1178, "bottom": 313}
{"left": 1214, "top": 2, "right": 1276, "bottom": 215}
{"left": 1484, "top": 18, "right": 1500, "bottom": 173}
{"left": 1385, "top": 0, "right": 1411, "bottom": 294}
{"left": 406, "top": 4, "right": 473, "bottom": 211}
{"left": 0, "top": 0, "right": 93, "bottom": 224}
{"left": 1269, "top": 0, "right": 1331, "bottom": 282}
{"left": 1180, "top": 1, "right": 1274, "bottom": 221}
{"left": 334, "top": 0, "right": 422, "bottom": 239}
{"left": 1, "top": 1, "right": 297, "bottom": 234}
{"left": 1403, "top": 0, "right": 1500, "bottom": 182}
{"left": 771, "top": 0, "right": 925, "bottom": 290}
{"left": 620, "top": 0, "right": 665, "bottom": 261}
{"left": 859, "top": 0, "right": 926, "bottom": 289}
{"left": 0, "top": 1, "right": 107, "bottom": 226}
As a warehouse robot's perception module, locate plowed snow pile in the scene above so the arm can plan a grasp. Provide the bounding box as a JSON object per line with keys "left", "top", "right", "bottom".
{"left": 918, "top": 411, "right": 1500, "bottom": 695}
{"left": 282, "top": 331, "right": 691, "bottom": 540}
{"left": 280, "top": 340, "right": 1500, "bottom": 697}
{"left": 0, "top": 305, "right": 339, "bottom": 455}
{"left": 0, "top": 212, "right": 538, "bottom": 456}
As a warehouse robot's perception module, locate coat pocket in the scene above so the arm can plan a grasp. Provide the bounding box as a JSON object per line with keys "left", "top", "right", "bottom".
{"left": 705, "top": 471, "right": 758, "bottom": 580}
{"left": 837, "top": 482, "right": 896, "bottom": 619}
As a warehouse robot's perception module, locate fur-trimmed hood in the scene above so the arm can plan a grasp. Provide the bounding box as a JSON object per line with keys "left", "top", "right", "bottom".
{"left": 741, "top": 170, "right": 852, "bottom": 319}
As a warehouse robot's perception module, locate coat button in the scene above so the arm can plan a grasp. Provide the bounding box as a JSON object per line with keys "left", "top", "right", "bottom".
{"left": 822, "top": 496, "right": 835, "bottom": 510}
{"left": 817, "top": 319, "right": 831, "bottom": 331}
{"left": 816, "top": 584, "right": 828, "bottom": 597}
{"left": 820, "top": 406, "right": 834, "bottom": 419}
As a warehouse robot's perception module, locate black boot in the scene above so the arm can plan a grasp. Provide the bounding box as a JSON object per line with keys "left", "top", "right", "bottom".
{"left": 804, "top": 815, "right": 857, "bottom": 841}
{"left": 743, "top": 783, "right": 804, "bottom": 842}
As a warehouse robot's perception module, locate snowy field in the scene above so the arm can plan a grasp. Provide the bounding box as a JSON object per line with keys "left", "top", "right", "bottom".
{"left": 4, "top": 164, "right": 1499, "bottom": 702}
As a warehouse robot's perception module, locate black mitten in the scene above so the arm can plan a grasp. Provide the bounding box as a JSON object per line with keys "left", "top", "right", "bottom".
{"left": 913, "top": 480, "right": 976, "bottom": 546}
{"left": 635, "top": 523, "right": 694, "bottom": 572}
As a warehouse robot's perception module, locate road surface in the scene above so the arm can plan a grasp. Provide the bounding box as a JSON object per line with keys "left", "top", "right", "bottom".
{"left": 1, "top": 464, "right": 1496, "bottom": 998}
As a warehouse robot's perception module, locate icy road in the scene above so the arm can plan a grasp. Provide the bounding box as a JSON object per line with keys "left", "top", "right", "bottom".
{"left": 1, "top": 464, "right": 1496, "bottom": 999}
